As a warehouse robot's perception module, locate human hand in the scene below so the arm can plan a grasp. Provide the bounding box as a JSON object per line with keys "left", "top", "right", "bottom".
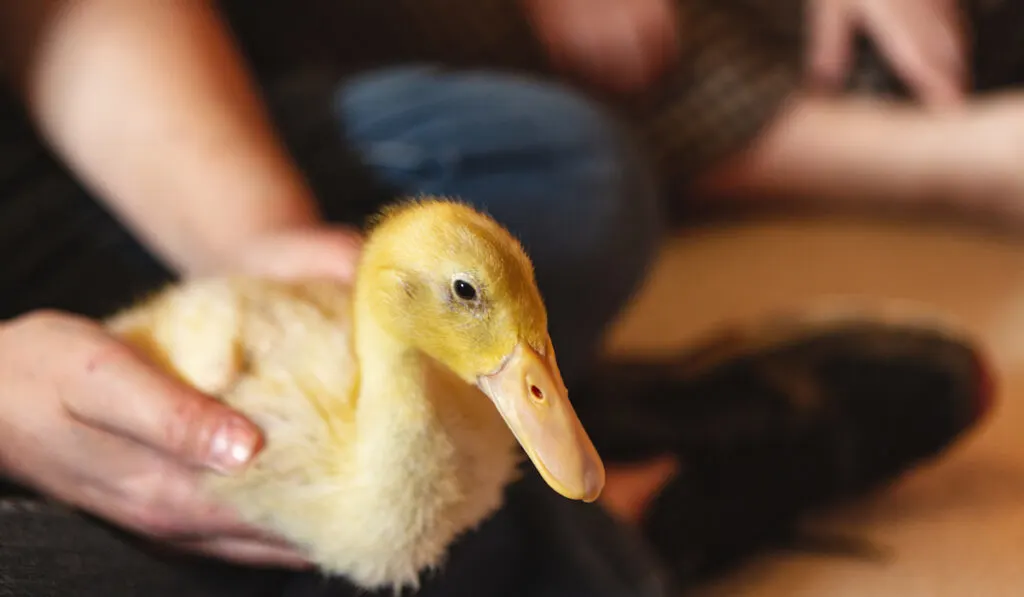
{"left": 0, "top": 311, "right": 311, "bottom": 569}
{"left": 523, "top": 0, "right": 681, "bottom": 94}
{"left": 225, "top": 224, "right": 365, "bottom": 283}
{"left": 807, "top": 0, "right": 968, "bottom": 106}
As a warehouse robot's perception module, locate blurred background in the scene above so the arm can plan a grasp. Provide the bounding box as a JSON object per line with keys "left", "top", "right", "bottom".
{"left": 607, "top": 213, "right": 1024, "bottom": 596}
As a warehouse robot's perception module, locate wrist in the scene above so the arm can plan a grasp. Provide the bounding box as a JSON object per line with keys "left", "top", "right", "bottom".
{"left": 215, "top": 223, "right": 365, "bottom": 282}
{"left": 185, "top": 191, "right": 326, "bottom": 277}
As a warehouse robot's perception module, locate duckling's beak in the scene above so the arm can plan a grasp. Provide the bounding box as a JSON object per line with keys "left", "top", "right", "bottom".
{"left": 477, "top": 341, "right": 605, "bottom": 502}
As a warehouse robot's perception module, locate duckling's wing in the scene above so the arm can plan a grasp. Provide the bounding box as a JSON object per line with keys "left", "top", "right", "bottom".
{"left": 107, "top": 278, "right": 246, "bottom": 396}
{"left": 229, "top": 279, "right": 359, "bottom": 429}
{"left": 191, "top": 280, "right": 361, "bottom": 525}
{"left": 107, "top": 278, "right": 359, "bottom": 418}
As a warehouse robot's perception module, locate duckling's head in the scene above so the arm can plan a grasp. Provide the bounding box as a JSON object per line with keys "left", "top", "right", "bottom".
{"left": 357, "top": 197, "right": 605, "bottom": 502}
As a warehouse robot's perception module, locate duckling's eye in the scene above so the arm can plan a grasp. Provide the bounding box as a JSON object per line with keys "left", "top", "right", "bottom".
{"left": 452, "top": 279, "right": 478, "bottom": 301}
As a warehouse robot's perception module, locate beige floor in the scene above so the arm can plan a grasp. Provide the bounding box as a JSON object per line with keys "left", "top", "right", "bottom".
{"left": 604, "top": 214, "right": 1024, "bottom": 597}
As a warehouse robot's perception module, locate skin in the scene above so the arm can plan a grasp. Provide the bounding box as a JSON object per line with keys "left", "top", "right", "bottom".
{"left": 0, "top": 0, "right": 362, "bottom": 276}
{"left": 806, "top": 0, "right": 968, "bottom": 107}
{"left": 523, "top": 0, "right": 681, "bottom": 94}
{"left": 526, "top": 0, "right": 966, "bottom": 103}
{"left": 694, "top": 0, "right": 1024, "bottom": 223}
{"left": 697, "top": 0, "right": 1024, "bottom": 225}
{"left": 697, "top": 91, "right": 1024, "bottom": 218}
{"left": 0, "top": 312, "right": 312, "bottom": 568}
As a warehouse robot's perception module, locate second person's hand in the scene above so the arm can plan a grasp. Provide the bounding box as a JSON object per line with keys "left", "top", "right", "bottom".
{"left": 807, "top": 0, "right": 968, "bottom": 107}
{"left": 524, "top": 0, "right": 681, "bottom": 94}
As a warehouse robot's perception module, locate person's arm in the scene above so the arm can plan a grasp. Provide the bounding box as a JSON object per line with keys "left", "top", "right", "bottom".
{"left": 0, "top": 0, "right": 323, "bottom": 275}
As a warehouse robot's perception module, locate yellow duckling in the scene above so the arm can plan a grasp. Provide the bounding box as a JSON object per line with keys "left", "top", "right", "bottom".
{"left": 104, "top": 197, "right": 605, "bottom": 591}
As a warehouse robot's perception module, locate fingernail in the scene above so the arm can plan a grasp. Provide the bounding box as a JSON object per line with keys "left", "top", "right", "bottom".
{"left": 209, "top": 416, "right": 260, "bottom": 473}
{"left": 278, "top": 555, "right": 317, "bottom": 571}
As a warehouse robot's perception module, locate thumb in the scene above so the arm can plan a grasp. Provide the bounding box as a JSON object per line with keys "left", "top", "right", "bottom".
{"left": 60, "top": 332, "right": 263, "bottom": 473}
{"left": 807, "top": 0, "right": 855, "bottom": 90}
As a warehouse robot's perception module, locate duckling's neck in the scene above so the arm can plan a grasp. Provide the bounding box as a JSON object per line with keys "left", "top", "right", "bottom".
{"left": 349, "top": 296, "right": 488, "bottom": 459}
{"left": 351, "top": 308, "right": 432, "bottom": 426}
{"left": 349, "top": 294, "right": 518, "bottom": 535}
{"left": 326, "top": 296, "right": 518, "bottom": 588}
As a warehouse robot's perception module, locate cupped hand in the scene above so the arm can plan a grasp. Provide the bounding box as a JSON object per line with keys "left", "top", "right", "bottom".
{"left": 524, "top": 0, "right": 681, "bottom": 94}
{"left": 225, "top": 224, "right": 364, "bottom": 282}
{"left": 807, "top": 0, "right": 968, "bottom": 106}
{"left": 0, "top": 311, "right": 310, "bottom": 569}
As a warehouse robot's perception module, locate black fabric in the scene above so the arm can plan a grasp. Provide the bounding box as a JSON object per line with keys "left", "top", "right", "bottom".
{"left": 1, "top": 471, "right": 672, "bottom": 597}
{"left": 0, "top": 498, "right": 292, "bottom": 597}
{"left": 569, "top": 320, "right": 987, "bottom": 588}
{"left": 280, "top": 472, "right": 672, "bottom": 597}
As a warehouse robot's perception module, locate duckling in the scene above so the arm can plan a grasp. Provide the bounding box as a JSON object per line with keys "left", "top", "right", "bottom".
{"left": 104, "top": 197, "right": 605, "bottom": 591}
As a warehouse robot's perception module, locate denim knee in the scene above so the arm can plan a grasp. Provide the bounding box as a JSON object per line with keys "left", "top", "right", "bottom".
{"left": 333, "top": 66, "right": 664, "bottom": 382}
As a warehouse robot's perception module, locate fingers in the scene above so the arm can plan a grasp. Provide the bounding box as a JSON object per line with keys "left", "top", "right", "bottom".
{"left": 592, "top": 0, "right": 680, "bottom": 93}
{"left": 629, "top": 0, "right": 682, "bottom": 91}
{"left": 62, "top": 429, "right": 301, "bottom": 562}
{"left": 173, "top": 537, "right": 314, "bottom": 569}
{"left": 58, "top": 334, "right": 262, "bottom": 474}
{"left": 80, "top": 458, "right": 298, "bottom": 550}
{"left": 234, "top": 226, "right": 364, "bottom": 283}
{"left": 807, "top": 0, "right": 855, "bottom": 90}
{"left": 864, "top": 0, "right": 967, "bottom": 107}
{"left": 531, "top": 6, "right": 619, "bottom": 90}
{"left": 591, "top": 15, "right": 651, "bottom": 93}
{"left": 807, "top": 0, "right": 968, "bottom": 106}
{"left": 600, "top": 456, "right": 679, "bottom": 525}
{"left": 919, "top": 1, "right": 968, "bottom": 88}
{"left": 1, "top": 311, "right": 305, "bottom": 571}
{"left": 570, "top": 2, "right": 679, "bottom": 94}
{"left": 525, "top": 0, "right": 679, "bottom": 94}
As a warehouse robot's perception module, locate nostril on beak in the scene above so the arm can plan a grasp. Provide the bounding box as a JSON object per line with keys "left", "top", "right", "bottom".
{"left": 530, "top": 384, "right": 545, "bottom": 401}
